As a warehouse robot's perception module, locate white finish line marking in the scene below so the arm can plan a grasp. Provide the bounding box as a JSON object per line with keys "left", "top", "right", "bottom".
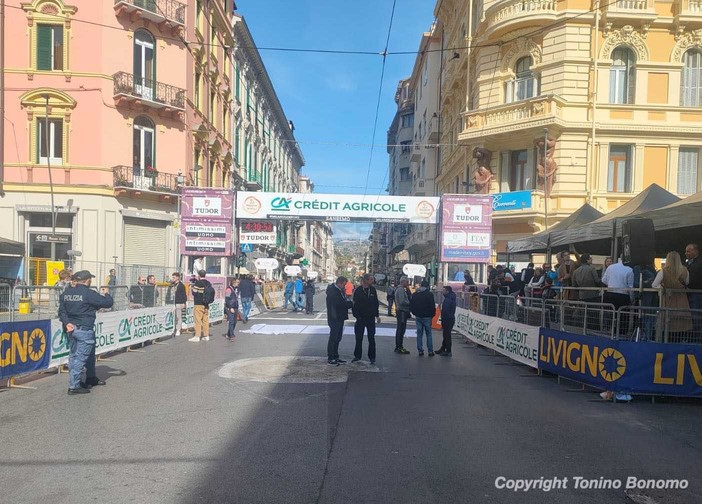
{"left": 218, "top": 356, "right": 382, "bottom": 383}
{"left": 240, "top": 324, "right": 415, "bottom": 337}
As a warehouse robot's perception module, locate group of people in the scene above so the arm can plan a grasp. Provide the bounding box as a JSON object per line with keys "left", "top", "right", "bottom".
{"left": 284, "top": 276, "right": 316, "bottom": 314}
{"left": 325, "top": 275, "right": 457, "bottom": 365}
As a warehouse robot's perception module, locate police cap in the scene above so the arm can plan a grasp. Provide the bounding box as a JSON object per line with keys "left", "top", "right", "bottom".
{"left": 72, "top": 270, "right": 95, "bottom": 281}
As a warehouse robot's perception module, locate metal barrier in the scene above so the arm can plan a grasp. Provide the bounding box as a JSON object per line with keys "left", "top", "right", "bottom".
{"left": 0, "top": 283, "right": 11, "bottom": 314}
{"left": 616, "top": 306, "right": 702, "bottom": 344}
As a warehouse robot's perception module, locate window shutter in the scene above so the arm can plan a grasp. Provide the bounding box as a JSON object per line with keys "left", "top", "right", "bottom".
{"left": 627, "top": 63, "right": 636, "bottom": 104}
{"left": 505, "top": 80, "right": 513, "bottom": 104}
{"left": 678, "top": 148, "right": 699, "bottom": 195}
{"left": 37, "top": 25, "right": 52, "bottom": 70}
{"left": 500, "top": 152, "right": 510, "bottom": 192}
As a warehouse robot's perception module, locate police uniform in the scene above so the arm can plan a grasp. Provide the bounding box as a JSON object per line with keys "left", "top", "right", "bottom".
{"left": 58, "top": 270, "right": 113, "bottom": 394}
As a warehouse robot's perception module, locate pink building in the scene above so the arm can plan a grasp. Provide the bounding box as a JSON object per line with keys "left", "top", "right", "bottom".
{"left": 0, "top": 0, "right": 234, "bottom": 282}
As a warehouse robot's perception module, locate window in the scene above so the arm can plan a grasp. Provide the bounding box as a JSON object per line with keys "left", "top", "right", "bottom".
{"left": 234, "top": 125, "right": 240, "bottom": 163}
{"left": 211, "top": 24, "right": 217, "bottom": 46}
{"left": 196, "top": 0, "right": 202, "bottom": 29}
{"left": 499, "top": 150, "right": 534, "bottom": 192}
{"left": 134, "top": 30, "right": 155, "bottom": 101}
{"left": 610, "top": 47, "right": 635, "bottom": 104}
{"left": 423, "top": 60, "right": 428, "bottom": 86}
{"left": 400, "top": 167, "right": 410, "bottom": 182}
{"left": 37, "top": 118, "right": 63, "bottom": 165}
{"left": 471, "top": 0, "right": 483, "bottom": 36}
{"left": 195, "top": 69, "right": 201, "bottom": 110}
{"left": 235, "top": 63, "right": 241, "bottom": 100}
{"left": 133, "top": 116, "right": 155, "bottom": 175}
{"left": 455, "top": 176, "right": 460, "bottom": 193}
{"left": 401, "top": 141, "right": 412, "bottom": 154}
{"left": 37, "top": 24, "right": 63, "bottom": 71}
{"left": 678, "top": 148, "right": 699, "bottom": 195}
{"left": 506, "top": 57, "right": 537, "bottom": 103}
{"left": 682, "top": 49, "right": 702, "bottom": 107}
{"left": 210, "top": 90, "right": 216, "bottom": 124}
{"left": 209, "top": 160, "right": 216, "bottom": 187}
{"left": 608, "top": 144, "right": 632, "bottom": 193}
{"left": 401, "top": 113, "right": 414, "bottom": 128}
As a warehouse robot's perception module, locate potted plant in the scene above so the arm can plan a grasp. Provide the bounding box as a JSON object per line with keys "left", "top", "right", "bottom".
{"left": 145, "top": 165, "right": 158, "bottom": 178}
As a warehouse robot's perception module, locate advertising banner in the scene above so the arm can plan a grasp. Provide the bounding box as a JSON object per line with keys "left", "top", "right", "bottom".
{"left": 180, "top": 219, "right": 231, "bottom": 255}
{"left": 440, "top": 194, "right": 493, "bottom": 262}
{"left": 539, "top": 328, "right": 702, "bottom": 396}
{"left": 0, "top": 320, "right": 51, "bottom": 379}
{"left": 46, "top": 261, "right": 65, "bottom": 286}
{"left": 240, "top": 221, "right": 277, "bottom": 245}
{"left": 180, "top": 188, "right": 234, "bottom": 220}
{"left": 455, "top": 308, "right": 539, "bottom": 368}
{"left": 236, "top": 191, "right": 440, "bottom": 223}
{"left": 492, "top": 190, "right": 532, "bottom": 212}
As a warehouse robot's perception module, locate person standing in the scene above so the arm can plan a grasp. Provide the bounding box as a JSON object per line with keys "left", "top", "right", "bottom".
{"left": 295, "top": 275, "right": 305, "bottom": 311}
{"left": 224, "top": 278, "right": 239, "bottom": 341}
{"left": 410, "top": 280, "right": 436, "bottom": 356}
{"left": 58, "top": 271, "right": 114, "bottom": 395}
{"left": 394, "top": 276, "right": 412, "bottom": 354}
{"left": 51, "top": 269, "right": 72, "bottom": 313}
{"left": 352, "top": 274, "right": 381, "bottom": 364}
{"left": 192, "top": 256, "right": 204, "bottom": 276}
{"left": 601, "top": 256, "right": 634, "bottom": 310}
{"left": 190, "top": 270, "right": 214, "bottom": 342}
{"left": 437, "top": 286, "right": 457, "bottom": 357}
{"left": 326, "top": 276, "right": 353, "bottom": 365}
{"left": 144, "top": 274, "right": 159, "bottom": 307}
{"left": 386, "top": 281, "right": 395, "bottom": 316}
{"left": 284, "top": 276, "right": 295, "bottom": 311}
{"left": 128, "top": 276, "right": 146, "bottom": 307}
{"left": 238, "top": 275, "right": 256, "bottom": 323}
{"left": 653, "top": 251, "right": 693, "bottom": 340}
{"left": 685, "top": 243, "right": 702, "bottom": 333}
{"left": 305, "top": 278, "right": 316, "bottom": 314}
{"left": 344, "top": 279, "right": 354, "bottom": 300}
{"left": 105, "top": 269, "right": 117, "bottom": 288}
{"left": 170, "top": 273, "right": 187, "bottom": 336}
{"left": 571, "top": 254, "right": 603, "bottom": 303}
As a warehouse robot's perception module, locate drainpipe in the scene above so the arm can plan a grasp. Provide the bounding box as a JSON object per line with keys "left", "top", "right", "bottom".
{"left": 589, "top": 1, "right": 600, "bottom": 205}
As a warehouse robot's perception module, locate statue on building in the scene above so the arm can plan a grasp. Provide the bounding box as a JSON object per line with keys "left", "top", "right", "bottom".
{"left": 472, "top": 147, "right": 493, "bottom": 194}
{"left": 534, "top": 137, "right": 558, "bottom": 195}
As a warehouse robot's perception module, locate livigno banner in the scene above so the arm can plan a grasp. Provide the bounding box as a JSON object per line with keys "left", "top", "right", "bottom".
{"left": 236, "top": 191, "right": 440, "bottom": 223}
{"left": 455, "top": 307, "right": 539, "bottom": 369}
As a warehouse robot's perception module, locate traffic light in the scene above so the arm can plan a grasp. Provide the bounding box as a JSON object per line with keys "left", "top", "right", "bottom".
{"left": 237, "top": 254, "right": 247, "bottom": 267}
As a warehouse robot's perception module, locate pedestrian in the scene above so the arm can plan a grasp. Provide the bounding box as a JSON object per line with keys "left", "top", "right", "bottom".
{"left": 128, "top": 276, "right": 146, "bottom": 307}
{"left": 295, "top": 275, "right": 305, "bottom": 311}
{"left": 58, "top": 271, "right": 114, "bottom": 395}
{"left": 105, "top": 268, "right": 117, "bottom": 288}
{"left": 344, "top": 278, "right": 354, "bottom": 300}
{"left": 601, "top": 255, "right": 634, "bottom": 310}
{"left": 238, "top": 274, "right": 256, "bottom": 323}
{"left": 653, "top": 251, "right": 693, "bottom": 340}
{"left": 463, "top": 269, "right": 477, "bottom": 292}
{"left": 224, "top": 278, "right": 239, "bottom": 341}
{"left": 326, "top": 276, "right": 353, "bottom": 365}
{"left": 386, "top": 281, "right": 395, "bottom": 316}
{"left": 284, "top": 276, "right": 295, "bottom": 311}
{"left": 305, "top": 278, "right": 316, "bottom": 314}
{"left": 410, "top": 280, "right": 436, "bottom": 356}
{"left": 558, "top": 252, "right": 579, "bottom": 300}
{"left": 192, "top": 256, "right": 204, "bottom": 276}
{"left": 520, "top": 263, "right": 535, "bottom": 287}
{"left": 352, "top": 273, "right": 381, "bottom": 364}
{"left": 527, "top": 267, "right": 545, "bottom": 297}
{"left": 685, "top": 243, "right": 702, "bottom": 333}
{"left": 189, "top": 270, "right": 215, "bottom": 342}
{"left": 571, "top": 254, "right": 603, "bottom": 303}
{"left": 144, "top": 274, "right": 159, "bottom": 307}
{"left": 51, "top": 269, "right": 72, "bottom": 313}
{"left": 170, "top": 272, "right": 187, "bottom": 337}
{"left": 437, "top": 285, "right": 456, "bottom": 357}
{"left": 394, "top": 276, "right": 412, "bottom": 354}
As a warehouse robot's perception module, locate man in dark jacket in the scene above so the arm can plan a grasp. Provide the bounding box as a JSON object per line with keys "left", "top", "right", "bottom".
{"left": 410, "top": 280, "right": 436, "bottom": 356}
{"left": 394, "top": 277, "right": 412, "bottom": 354}
{"left": 238, "top": 275, "right": 256, "bottom": 323}
{"left": 686, "top": 243, "right": 702, "bottom": 333}
{"left": 352, "top": 274, "right": 381, "bottom": 364}
{"left": 58, "top": 270, "right": 114, "bottom": 395}
{"left": 437, "top": 286, "right": 457, "bottom": 356}
{"left": 128, "top": 276, "right": 146, "bottom": 307}
{"left": 170, "top": 272, "right": 187, "bottom": 336}
{"left": 305, "top": 279, "right": 316, "bottom": 314}
{"left": 190, "top": 270, "right": 213, "bottom": 342}
{"left": 386, "top": 281, "right": 395, "bottom": 316}
{"left": 326, "top": 276, "right": 353, "bottom": 365}
{"left": 224, "top": 278, "right": 239, "bottom": 341}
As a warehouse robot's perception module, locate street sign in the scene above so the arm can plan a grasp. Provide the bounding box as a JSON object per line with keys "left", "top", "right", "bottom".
{"left": 254, "top": 258, "right": 279, "bottom": 270}
{"left": 403, "top": 264, "right": 427, "bottom": 277}
{"left": 35, "top": 234, "right": 70, "bottom": 244}
{"left": 240, "top": 243, "right": 254, "bottom": 253}
{"left": 284, "top": 265, "right": 302, "bottom": 276}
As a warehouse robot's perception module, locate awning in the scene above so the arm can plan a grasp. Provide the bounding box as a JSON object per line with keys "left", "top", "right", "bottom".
{"left": 0, "top": 237, "right": 25, "bottom": 256}
{"left": 636, "top": 189, "right": 702, "bottom": 255}
{"left": 507, "top": 203, "right": 603, "bottom": 254}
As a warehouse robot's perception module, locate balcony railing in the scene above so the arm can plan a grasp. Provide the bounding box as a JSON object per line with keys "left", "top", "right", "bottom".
{"left": 427, "top": 115, "right": 439, "bottom": 144}
{"left": 675, "top": 0, "right": 702, "bottom": 19}
{"left": 485, "top": 0, "right": 557, "bottom": 36}
{"left": 114, "top": 0, "right": 186, "bottom": 26}
{"left": 113, "top": 165, "right": 179, "bottom": 195}
{"left": 113, "top": 71, "right": 186, "bottom": 111}
{"left": 604, "top": 0, "right": 656, "bottom": 20}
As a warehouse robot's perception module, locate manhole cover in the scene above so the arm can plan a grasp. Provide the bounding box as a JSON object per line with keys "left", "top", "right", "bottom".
{"left": 218, "top": 356, "right": 381, "bottom": 383}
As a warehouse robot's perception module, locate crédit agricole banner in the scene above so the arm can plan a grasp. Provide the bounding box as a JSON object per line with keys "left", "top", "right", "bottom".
{"left": 440, "top": 194, "right": 493, "bottom": 262}
{"left": 236, "top": 192, "right": 440, "bottom": 223}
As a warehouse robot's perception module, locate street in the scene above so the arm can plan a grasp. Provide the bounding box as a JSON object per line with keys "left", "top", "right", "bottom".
{"left": 1, "top": 290, "right": 700, "bottom": 504}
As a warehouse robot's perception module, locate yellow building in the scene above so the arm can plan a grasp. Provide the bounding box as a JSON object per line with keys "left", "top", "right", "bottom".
{"left": 435, "top": 0, "right": 702, "bottom": 264}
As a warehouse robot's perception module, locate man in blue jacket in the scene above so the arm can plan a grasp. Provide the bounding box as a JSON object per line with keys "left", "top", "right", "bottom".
{"left": 295, "top": 275, "right": 305, "bottom": 312}
{"left": 284, "top": 277, "right": 295, "bottom": 311}
{"left": 238, "top": 275, "right": 256, "bottom": 323}
{"left": 58, "top": 270, "right": 114, "bottom": 395}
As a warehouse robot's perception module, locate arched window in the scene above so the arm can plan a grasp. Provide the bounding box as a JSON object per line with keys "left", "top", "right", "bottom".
{"left": 133, "top": 116, "right": 155, "bottom": 177}
{"left": 682, "top": 49, "right": 702, "bottom": 107}
{"left": 505, "top": 56, "right": 537, "bottom": 103}
{"left": 134, "top": 29, "right": 155, "bottom": 101}
{"left": 610, "top": 46, "right": 635, "bottom": 104}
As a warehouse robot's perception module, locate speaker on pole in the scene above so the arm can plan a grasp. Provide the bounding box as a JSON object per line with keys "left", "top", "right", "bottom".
{"left": 622, "top": 218, "right": 655, "bottom": 266}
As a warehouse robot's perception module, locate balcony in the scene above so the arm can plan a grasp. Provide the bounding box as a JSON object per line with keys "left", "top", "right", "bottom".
{"left": 603, "top": 0, "right": 657, "bottom": 23}
{"left": 675, "top": 0, "right": 702, "bottom": 25}
{"left": 427, "top": 115, "right": 439, "bottom": 144}
{"left": 112, "top": 72, "right": 186, "bottom": 119}
{"left": 113, "top": 165, "right": 179, "bottom": 196}
{"left": 114, "top": 0, "right": 186, "bottom": 35}
{"left": 484, "top": 0, "right": 558, "bottom": 39}
{"left": 410, "top": 145, "right": 422, "bottom": 162}
{"left": 460, "top": 95, "right": 564, "bottom": 141}
{"left": 412, "top": 177, "right": 426, "bottom": 194}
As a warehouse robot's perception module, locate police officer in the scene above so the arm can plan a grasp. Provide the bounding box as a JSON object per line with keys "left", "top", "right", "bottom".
{"left": 58, "top": 270, "right": 114, "bottom": 395}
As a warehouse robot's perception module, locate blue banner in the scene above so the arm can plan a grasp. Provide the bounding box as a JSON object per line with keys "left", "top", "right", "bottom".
{"left": 0, "top": 320, "right": 51, "bottom": 379}
{"left": 492, "top": 190, "right": 532, "bottom": 212}
{"left": 539, "top": 328, "right": 702, "bottom": 397}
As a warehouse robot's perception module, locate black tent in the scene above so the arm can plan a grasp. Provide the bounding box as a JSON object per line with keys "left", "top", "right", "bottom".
{"left": 637, "top": 190, "right": 702, "bottom": 255}
{"left": 507, "top": 203, "right": 604, "bottom": 254}
{"left": 0, "top": 237, "right": 25, "bottom": 256}
{"left": 548, "top": 184, "right": 680, "bottom": 255}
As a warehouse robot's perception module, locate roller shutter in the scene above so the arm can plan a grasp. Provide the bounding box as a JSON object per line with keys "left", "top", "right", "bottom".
{"left": 123, "top": 217, "right": 167, "bottom": 266}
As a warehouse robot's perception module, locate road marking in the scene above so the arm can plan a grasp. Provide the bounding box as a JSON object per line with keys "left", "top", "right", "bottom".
{"left": 218, "top": 356, "right": 382, "bottom": 383}
{"left": 240, "top": 324, "right": 415, "bottom": 337}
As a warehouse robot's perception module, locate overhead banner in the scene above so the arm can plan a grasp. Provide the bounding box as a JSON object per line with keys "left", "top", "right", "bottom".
{"left": 180, "top": 188, "right": 234, "bottom": 256}
{"left": 440, "top": 194, "right": 493, "bottom": 262}
{"left": 0, "top": 320, "right": 51, "bottom": 379}
{"left": 240, "top": 221, "right": 277, "bottom": 245}
{"left": 236, "top": 191, "right": 440, "bottom": 223}
{"left": 539, "top": 328, "right": 702, "bottom": 397}
{"left": 455, "top": 307, "right": 539, "bottom": 368}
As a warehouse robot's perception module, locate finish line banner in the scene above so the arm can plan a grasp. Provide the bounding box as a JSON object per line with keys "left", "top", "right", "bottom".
{"left": 236, "top": 191, "right": 440, "bottom": 223}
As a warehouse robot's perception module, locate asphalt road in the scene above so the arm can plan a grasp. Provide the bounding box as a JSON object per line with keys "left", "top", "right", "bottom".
{"left": 1, "top": 290, "right": 700, "bottom": 504}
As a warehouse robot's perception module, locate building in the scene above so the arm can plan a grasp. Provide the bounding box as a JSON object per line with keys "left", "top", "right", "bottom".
{"left": 1, "top": 0, "right": 192, "bottom": 283}
{"left": 294, "top": 176, "right": 335, "bottom": 279}
{"left": 434, "top": 0, "right": 702, "bottom": 275}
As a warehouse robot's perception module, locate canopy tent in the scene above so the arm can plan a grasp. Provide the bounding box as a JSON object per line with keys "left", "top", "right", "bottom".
{"left": 548, "top": 184, "right": 680, "bottom": 255}
{"left": 507, "top": 203, "right": 604, "bottom": 254}
{"left": 636, "top": 189, "right": 702, "bottom": 255}
{"left": 0, "top": 237, "right": 25, "bottom": 256}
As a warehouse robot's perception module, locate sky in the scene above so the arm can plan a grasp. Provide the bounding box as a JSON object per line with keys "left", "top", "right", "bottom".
{"left": 236, "top": 0, "right": 436, "bottom": 240}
